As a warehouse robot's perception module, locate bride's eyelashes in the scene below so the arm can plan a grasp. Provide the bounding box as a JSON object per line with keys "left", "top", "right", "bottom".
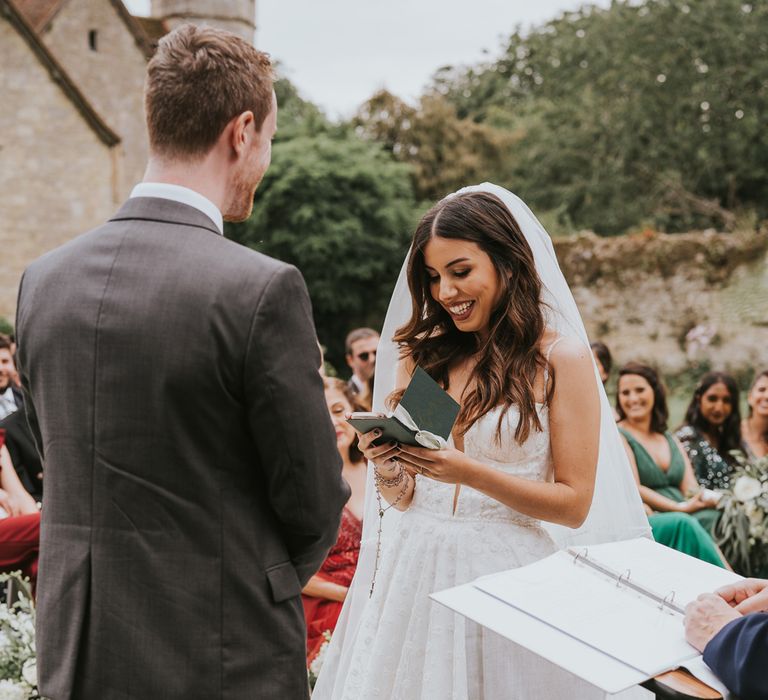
{"left": 426, "top": 269, "right": 472, "bottom": 283}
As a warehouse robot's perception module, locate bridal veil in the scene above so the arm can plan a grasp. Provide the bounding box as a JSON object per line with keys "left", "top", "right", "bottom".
{"left": 313, "top": 183, "right": 651, "bottom": 697}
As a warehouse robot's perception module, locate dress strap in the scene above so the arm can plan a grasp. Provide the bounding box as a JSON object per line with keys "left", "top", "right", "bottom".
{"left": 543, "top": 336, "right": 565, "bottom": 386}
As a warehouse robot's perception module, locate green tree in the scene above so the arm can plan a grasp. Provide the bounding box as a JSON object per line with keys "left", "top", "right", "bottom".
{"left": 354, "top": 90, "right": 516, "bottom": 203}
{"left": 227, "top": 134, "right": 418, "bottom": 368}
{"left": 427, "top": 0, "right": 768, "bottom": 233}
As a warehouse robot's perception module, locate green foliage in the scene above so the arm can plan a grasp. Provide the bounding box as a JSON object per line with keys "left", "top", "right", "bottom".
{"left": 273, "top": 73, "right": 330, "bottom": 141}
{"left": 353, "top": 90, "right": 516, "bottom": 202}
{"left": 715, "top": 453, "right": 768, "bottom": 576}
{"left": 0, "top": 317, "right": 14, "bottom": 337}
{"left": 423, "top": 0, "right": 768, "bottom": 234}
{"left": 227, "top": 134, "right": 418, "bottom": 367}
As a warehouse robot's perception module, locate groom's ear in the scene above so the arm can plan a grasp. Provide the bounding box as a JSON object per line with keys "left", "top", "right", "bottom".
{"left": 231, "top": 110, "right": 255, "bottom": 156}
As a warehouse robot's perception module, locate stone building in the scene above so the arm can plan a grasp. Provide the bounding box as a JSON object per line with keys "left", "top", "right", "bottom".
{"left": 0, "top": 0, "right": 256, "bottom": 321}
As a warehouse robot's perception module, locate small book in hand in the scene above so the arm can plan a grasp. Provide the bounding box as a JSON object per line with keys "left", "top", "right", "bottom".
{"left": 346, "top": 367, "right": 460, "bottom": 449}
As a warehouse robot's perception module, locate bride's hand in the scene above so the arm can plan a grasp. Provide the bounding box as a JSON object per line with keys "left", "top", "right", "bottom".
{"left": 354, "top": 428, "right": 400, "bottom": 471}
{"left": 397, "top": 445, "right": 474, "bottom": 484}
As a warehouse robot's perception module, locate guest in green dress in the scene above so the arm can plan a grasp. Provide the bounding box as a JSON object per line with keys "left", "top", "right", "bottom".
{"left": 742, "top": 370, "right": 768, "bottom": 460}
{"left": 616, "top": 362, "right": 726, "bottom": 566}
{"left": 676, "top": 372, "right": 743, "bottom": 491}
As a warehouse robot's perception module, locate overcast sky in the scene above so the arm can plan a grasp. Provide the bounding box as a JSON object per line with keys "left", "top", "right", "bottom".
{"left": 124, "top": 0, "right": 610, "bottom": 118}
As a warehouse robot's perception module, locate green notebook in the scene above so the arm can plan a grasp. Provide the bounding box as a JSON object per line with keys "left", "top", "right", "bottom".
{"left": 347, "top": 366, "right": 460, "bottom": 448}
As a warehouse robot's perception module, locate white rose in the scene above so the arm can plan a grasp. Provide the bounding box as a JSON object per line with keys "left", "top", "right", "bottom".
{"left": 21, "top": 658, "right": 37, "bottom": 687}
{"left": 733, "top": 476, "right": 763, "bottom": 502}
{"left": 0, "top": 630, "right": 11, "bottom": 654}
{"left": 0, "top": 679, "right": 29, "bottom": 700}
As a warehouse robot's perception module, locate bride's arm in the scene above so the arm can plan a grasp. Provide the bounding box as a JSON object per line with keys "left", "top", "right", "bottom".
{"left": 398, "top": 337, "right": 598, "bottom": 528}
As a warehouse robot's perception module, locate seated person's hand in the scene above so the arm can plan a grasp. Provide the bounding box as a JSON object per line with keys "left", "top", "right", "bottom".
{"left": 716, "top": 578, "right": 768, "bottom": 614}
{"left": 684, "top": 593, "right": 742, "bottom": 652}
{"left": 679, "top": 492, "right": 708, "bottom": 514}
{"left": 0, "top": 487, "right": 19, "bottom": 517}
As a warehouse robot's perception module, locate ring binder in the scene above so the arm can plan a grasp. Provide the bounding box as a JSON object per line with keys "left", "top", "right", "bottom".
{"left": 567, "top": 547, "right": 685, "bottom": 615}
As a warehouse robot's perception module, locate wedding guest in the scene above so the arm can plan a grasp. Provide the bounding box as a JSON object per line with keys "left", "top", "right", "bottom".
{"left": 302, "top": 378, "right": 364, "bottom": 664}
{"left": 0, "top": 434, "right": 40, "bottom": 586}
{"left": 685, "top": 578, "right": 768, "bottom": 699}
{"left": 590, "top": 340, "right": 612, "bottom": 385}
{"left": 742, "top": 370, "right": 768, "bottom": 459}
{"left": 0, "top": 335, "right": 21, "bottom": 419}
{"left": 344, "top": 328, "right": 379, "bottom": 409}
{"left": 676, "top": 372, "right": 742, "bottom": 491}
{"left": 617, "top": 363, "right": 724, "bottom": 560}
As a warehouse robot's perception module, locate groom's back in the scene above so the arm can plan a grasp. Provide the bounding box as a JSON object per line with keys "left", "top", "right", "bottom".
{"left": 17, "top": 199, "right": 344, "bottom": 699}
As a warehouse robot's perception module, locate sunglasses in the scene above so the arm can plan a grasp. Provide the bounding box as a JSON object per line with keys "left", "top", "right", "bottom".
{"left": 356, "top": 350, "right": 377, "bottom": 362}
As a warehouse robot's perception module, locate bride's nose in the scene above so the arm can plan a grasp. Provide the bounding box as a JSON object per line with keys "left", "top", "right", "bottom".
{"left": 438, "top": 277, "right": 458, "bottom": 302}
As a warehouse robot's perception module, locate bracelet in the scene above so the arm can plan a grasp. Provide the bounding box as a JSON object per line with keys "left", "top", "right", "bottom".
{"left": 374, "top": 461, "right": 405, "bottom": 488}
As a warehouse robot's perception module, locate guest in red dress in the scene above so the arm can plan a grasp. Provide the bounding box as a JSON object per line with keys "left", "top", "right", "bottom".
{"left": 0, "top": 429, "right": 40, "bottom": 585}
{"left": 302, "top": 378, "right": 365, "bottom": 664}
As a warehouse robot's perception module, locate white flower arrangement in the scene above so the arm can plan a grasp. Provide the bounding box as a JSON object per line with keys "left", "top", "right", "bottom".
{"left": 308, "top": 630, "right": 332, "bottom": 692}
{"left": 0, "top": 574, "right": 41, "bottom": 700}
{"left": 715, "top": 453, "right": 768, "bottom": 576}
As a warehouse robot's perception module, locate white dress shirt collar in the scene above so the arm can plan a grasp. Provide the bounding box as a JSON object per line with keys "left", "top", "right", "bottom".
{"left": 0, "top": 386, "right": 18, "bottom": 420}
{"left": 130, "top": 182, "right": 223, "bottom": 234}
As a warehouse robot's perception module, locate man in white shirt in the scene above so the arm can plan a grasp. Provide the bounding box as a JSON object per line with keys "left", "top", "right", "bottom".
{"left": 0, "top": 334, "right": 20, "bottom": 420}
{"left": 344, "top": 327, "right": 379, "bottom": 405}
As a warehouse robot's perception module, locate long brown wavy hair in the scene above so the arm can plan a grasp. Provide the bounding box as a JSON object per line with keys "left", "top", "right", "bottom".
{"left": 392, "top": 191, "right": 551, "bottom": 443}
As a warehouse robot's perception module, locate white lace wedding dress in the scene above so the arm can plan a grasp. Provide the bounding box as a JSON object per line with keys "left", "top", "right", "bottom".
{"left": 320, "top": 397, "right": 621, "bottom": 699}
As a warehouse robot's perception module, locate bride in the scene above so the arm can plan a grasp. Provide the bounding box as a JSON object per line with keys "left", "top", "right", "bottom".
{"left": 313, "top": 184, "right": 651, "bottom": 699}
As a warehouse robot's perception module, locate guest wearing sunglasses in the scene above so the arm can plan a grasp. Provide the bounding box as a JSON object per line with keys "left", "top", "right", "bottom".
{"left": 344, "top": 327, "right": 379, "bottom": 410}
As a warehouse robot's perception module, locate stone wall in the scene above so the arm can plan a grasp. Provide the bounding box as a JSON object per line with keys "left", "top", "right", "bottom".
{"left": 41, "top": 0, "right": 149, "bottom": 200}
{"left": 555, "top": 230, "right": 768, "bottom": 376}
{"left": 0, "top": 15, "right": 117, "bottom": 320}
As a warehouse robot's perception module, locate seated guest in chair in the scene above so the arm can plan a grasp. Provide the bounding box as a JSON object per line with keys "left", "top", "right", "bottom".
{"left": 742, "top": 370, "right": 768, "bottom": 459}
{"left": 590, "top": 340, "right": 613, "bottom": 385}
{"left": 302, "top": 378, "right": 365, "bottom": 665}
{"left": 0, "top": 335, "right": 22, "bottom": 420}
{"left": 685, "top": 578, "right": 768, "bottom": 700}
{"left": 0, "top": 413, "right": 43, "bottom": 503}
{"left": 676, "top": 371, "right": 742, "bottom": 491}
{"left": 0, "top": 434, "right": 40, "bottom": 586}
{"left": 617, "top": 362, "right": 726, "bottom": 566}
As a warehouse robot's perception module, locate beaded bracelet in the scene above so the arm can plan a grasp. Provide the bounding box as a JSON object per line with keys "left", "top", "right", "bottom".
{"left": 369, "top": 465, "right": 413, "bottom": 597}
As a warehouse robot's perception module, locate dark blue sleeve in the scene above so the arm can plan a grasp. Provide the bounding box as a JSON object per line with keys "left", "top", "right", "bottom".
{"left": 703, "top": 613, "right": 768, "bottom": 700}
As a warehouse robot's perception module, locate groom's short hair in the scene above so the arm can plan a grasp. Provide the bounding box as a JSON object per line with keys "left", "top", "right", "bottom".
{"left": 145, "top": 24, "right": 274, "bottom": 160}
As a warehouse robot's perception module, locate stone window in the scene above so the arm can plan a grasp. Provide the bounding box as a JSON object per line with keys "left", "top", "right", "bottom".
{"left": 88, "top": 29, "right": 98, "bottom": 52}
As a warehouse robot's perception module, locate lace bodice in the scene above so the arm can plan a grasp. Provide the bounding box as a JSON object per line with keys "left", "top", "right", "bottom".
{"left": 410, "top": 404, "right": 552, "bottom": 525}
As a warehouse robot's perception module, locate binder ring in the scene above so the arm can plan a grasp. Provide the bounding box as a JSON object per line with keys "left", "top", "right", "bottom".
{"left": 660, "top": 590, "right": 676, "bottom": 611}
{"left": 616, "top": 569, "right": 631, "bottom": 588}
{"left": 572, "top": 548, "right": 588, "bottom": 565}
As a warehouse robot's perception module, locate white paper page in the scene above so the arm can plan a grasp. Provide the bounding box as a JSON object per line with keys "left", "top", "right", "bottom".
{"left": 577, "top": 538, "right": 741, "bottom": 607}
{"left": 476, "top": 550, "right": 698, "bottom": 676}
{"left": 431, "top": 583, "right": 651, "bottom": 694}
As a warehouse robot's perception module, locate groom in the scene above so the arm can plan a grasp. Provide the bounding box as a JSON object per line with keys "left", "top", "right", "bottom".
{"left": 16, "top": 24, "right": 349, "bottom": 700}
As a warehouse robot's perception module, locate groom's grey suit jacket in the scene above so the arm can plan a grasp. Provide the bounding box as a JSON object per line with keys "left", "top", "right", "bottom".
{"left": 16, "top": 197, "right": 350, "bottom": 700}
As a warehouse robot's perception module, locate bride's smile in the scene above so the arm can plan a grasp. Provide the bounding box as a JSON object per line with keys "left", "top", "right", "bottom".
{"left": 423, "top": 237, "right": 502, "bottom": 335}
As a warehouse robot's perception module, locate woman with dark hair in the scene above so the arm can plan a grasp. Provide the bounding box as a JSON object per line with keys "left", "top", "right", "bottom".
{"left": 313, "top": 185, "right": 649, "bottom": 699}
{"left": 590, "top": 340, "right": 612, "bottom": 385}
{"left": 301, "top": 377, "right": 365, "bottom": 665}
{"left": 676, "top": 372, "right": 742, "bottom": 490}
{"left": 617, "top": 363, "right": 722, "bottom": 542}
{"left": 742, "top": 370, "right": 768, "bottom": 459}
